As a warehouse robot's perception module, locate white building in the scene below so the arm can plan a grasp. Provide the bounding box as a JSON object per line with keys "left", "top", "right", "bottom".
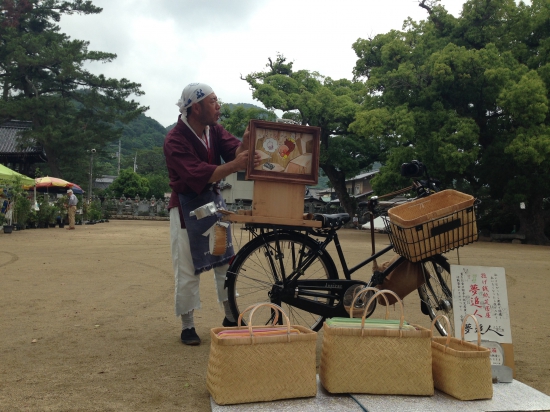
{"left": 221, "top": 171, "right": 254, "bottom": 207}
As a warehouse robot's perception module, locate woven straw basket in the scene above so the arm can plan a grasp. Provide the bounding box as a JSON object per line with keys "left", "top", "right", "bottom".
{"left": 431, "top": 315, "right": 493, "bottom": 400}
{"left": 320, "top": 289, "right": 434, "bottom": 395}
{"left": 207, "top": 303, "right": 317, "bottom": 405}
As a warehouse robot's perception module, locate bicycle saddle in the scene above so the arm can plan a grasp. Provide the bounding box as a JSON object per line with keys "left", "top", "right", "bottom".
{"left": 314, "top": 213, "right": 350, "bottom": 229}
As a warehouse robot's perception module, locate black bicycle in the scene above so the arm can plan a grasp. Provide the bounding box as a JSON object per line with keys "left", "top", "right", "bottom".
{"left": 224, "top": 161, "right": 477, "bottom": 336}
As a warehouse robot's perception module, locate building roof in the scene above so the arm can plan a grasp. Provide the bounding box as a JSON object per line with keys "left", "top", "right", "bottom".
{"left": 93, "top": 175, "right": 117, "bottom": 190}
{"left": 94, "top": 175, "right": 117, "bottom": 184}
{"left": 345, "top": 170, "right": 378, "bottom": 182}
{"left": 304, "top": 196, "right": 326, "bottom": 204}
{"left": 321, "top": 190, "right": 374, "bottom": 205}
{"left": 0, "top": 120, "right": 46, "bottom": 161}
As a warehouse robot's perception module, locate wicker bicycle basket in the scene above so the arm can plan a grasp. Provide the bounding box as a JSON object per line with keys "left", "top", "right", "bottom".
{"left": 384, "top": 190, "right": 478, "bottom": 262}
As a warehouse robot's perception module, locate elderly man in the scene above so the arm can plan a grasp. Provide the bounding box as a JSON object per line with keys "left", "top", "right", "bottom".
{"left": 66, "top": 189, "right": 78, "bottom": 230}
{"left": 164, "top": 83, "right": 261, "bottom": 345}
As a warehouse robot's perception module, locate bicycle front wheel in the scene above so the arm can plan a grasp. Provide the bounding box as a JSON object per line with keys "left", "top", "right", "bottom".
{"left": 226, "top": 231, "right": 338, "bottom": 331}
{"left": 418, "top": 255, "right": 453, "bottom": 336}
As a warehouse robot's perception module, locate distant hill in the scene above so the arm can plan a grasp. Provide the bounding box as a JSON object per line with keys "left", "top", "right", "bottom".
{"left": 120, "top": 114, "right": 166, "bottom": 155}
{"left": 117, "top": 103, "right": 270, "bottom": 149}
{"left": 165, "top": 102, "right": 268, "bottom": 132}
{"left": 311, "top": 175, "right": 330, "bottom": 189}
{"left": 222, "top": 102, "right": 263, "bottom": 111}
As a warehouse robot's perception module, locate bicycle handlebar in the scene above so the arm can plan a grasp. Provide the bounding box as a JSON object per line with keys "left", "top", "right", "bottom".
{"left": 358, "top": 160, "right": 442, "bottom": 213}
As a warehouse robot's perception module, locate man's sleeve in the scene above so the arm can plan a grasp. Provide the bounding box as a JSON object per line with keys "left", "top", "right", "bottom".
{"left": 165, "top": 135, "right": 217, "bottom": 194}
{"left": 216, "top": 125, "right": 242, "bottom": 163}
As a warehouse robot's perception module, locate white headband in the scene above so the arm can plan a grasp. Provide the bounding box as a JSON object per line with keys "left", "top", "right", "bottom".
{"left": 176, "top": 83, "right": 214, "bottom": 117}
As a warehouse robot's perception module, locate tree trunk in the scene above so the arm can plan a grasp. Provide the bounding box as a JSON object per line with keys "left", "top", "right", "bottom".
{"left": 2, "top": 79, "right": 9, "bottom": 101}
{"left": 42, "top": 142, "right": 63, "bottom": 177}
{"left": 321, "top": 163, "right": 355, "bottom": 217}
{"left": 516, "top": 196, "right": 549, "bottom": 245}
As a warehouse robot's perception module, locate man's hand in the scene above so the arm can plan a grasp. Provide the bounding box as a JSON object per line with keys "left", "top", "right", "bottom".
{"left": 252, "top": 150, "right": 261, "bottom": 168}
{"left": 233, "top": 149, "right": 250, "bottom": 171}
{"left": 241, "top": 125, "right": 250, "bottom": 150}
{"left": 208, "top": 149, "right": 263, "bottom": 183}
{"left": 233, "top": 149, "right": 262, "bottom": 170}
{"left": 208, "top": 126, "right": 262, "bottom": 183}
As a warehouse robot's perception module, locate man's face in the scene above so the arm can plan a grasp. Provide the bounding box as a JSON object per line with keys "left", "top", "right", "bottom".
{"left": 197, "top": 93, "right": 220, "bottom": 126}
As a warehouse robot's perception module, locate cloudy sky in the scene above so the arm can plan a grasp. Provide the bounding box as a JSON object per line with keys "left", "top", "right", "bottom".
{"left": 60, "top": 0, "right": 467, "bottom": 128}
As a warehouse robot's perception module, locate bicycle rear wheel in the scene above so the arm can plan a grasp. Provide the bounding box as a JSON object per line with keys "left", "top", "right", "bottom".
{"left": 418, "top": 255, "right": 453, "bottom": 336}
{"left": 226, "top": 231, "right": 338, "bottom": 331}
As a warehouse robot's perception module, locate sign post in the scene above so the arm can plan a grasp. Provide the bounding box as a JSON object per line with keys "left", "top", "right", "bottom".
{"left": 451, "top": 265, "right": 515, "bottom": 379}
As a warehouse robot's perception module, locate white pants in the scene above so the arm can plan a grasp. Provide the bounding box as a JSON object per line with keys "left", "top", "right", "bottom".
{"left": 170, "top": 207, "right": 229, "bottom": 316}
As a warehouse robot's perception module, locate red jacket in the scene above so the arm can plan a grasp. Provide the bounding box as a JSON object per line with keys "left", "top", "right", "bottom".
{"left": 163, "top": 116, "right": 241, "bottom": 227}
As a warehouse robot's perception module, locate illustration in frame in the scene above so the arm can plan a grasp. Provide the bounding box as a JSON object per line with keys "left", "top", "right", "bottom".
{"left": 246, "top": 120, "right": 321, "bottom": 185}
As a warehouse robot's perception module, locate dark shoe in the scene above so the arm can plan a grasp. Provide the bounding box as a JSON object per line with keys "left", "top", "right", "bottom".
{"left": 222, "top": 317, "right": 238, "bottom": 327}
{"left": 180, "top": 327, "right": 201, "bottom": 345}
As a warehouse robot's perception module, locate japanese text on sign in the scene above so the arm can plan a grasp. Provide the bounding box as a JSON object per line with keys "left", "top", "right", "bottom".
{"left": 451, "top": 266, "right": 512, "bottom": 344}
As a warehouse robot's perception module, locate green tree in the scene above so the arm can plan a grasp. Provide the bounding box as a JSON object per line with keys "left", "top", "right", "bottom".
{"left": 219, "top": 103, "right": 277, "bottom": 138}
{"left": 351, "top": 0, "right": 550, "bottom": 243}
{"left": 130, "top": 146, "right": 166, "bottom": 176}
{"left": 144, "top": 173, "right": 170, "bottom": 199}
{"left": 109, "top": 168, "right": 149, "bottom": 198}
{"left": 242, "top": 55, "right": 378, "bottom": 215}
{"left": 0, "top": 0, "right": 146, "bottom": 184}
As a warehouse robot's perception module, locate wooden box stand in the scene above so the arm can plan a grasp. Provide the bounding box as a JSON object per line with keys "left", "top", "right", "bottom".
{"left": 224, "top": 181, "right": 321, "bottom": 228}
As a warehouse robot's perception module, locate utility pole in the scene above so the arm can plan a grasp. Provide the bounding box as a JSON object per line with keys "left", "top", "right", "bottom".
{"left": 133, "top": 152, "right": 137, "bottom": 173}
{"left": 88, "top": 148, "right": 96, "bottom": 202}
{"left": 118, "top": 139, "right": 121, "bottom": 176}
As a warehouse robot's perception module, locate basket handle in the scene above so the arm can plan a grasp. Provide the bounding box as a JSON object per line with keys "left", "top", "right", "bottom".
{"left": 364, "top": 289, "right": 406, "bottom": 335}
{"left": 431, "top": 314, "right": 453, "bottom": 347}
{"left": 349, "top": 287, "right": 387, "bottom": 318}
{"left": 240, "top": 303, "right": 292, "bottom": 342}
{"left": 461, "top": 314, "right": 482, "bottom": 348}
{"left": 238, "top": 303, "right": 280, "bottom": 327}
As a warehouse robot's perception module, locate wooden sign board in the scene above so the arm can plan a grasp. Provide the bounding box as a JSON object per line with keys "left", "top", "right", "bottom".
{"left": 451, "top": 265, "right": 515, "bottom": 375}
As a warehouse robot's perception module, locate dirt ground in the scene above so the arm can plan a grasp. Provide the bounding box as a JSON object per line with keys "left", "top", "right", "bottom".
{"left": 1, "top": 220, "right": 549, "bottom": 411}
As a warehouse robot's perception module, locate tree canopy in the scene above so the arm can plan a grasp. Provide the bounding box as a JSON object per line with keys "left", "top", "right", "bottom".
{"left": 242, "top": 55, "right": 378, "bottom": 214}
{"left": 0, "top": 0, "right": 146, "bottom": 185}
{"left": 108, "top": 168, "right": 149, "bottom": 198}
{"left": 349, "top": 0, "right": 550, "bottom": 243}
{"left": 219, "top": 102, "right": 277, "bottom": 138}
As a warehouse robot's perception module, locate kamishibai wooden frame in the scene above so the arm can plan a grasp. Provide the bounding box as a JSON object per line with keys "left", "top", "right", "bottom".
{"left": 246, "top": 120, "right": 321, "bottom": 185}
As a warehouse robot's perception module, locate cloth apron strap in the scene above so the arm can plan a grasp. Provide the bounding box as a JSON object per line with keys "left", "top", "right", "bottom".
{"left": 178, "top": 190, "right": 234, "bottom": 275}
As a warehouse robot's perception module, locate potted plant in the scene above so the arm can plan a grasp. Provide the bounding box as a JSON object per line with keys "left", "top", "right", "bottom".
{"left": 9, "top": 177, "right": 30, "bottom": 231}
{"left": 82, "top": 200, "right": 90, "bottom": 223}
{"left": 27, "top": 209, "right": 38, "bottom": 229}
{"left": 48, "top": 204, "right": 58, "bottom": 227}
{"left": 0, "top": 212, "right": 12, "bottom": 234}
{"left": 89, "top": 199, "right": 103, "bottom": 223}
{"left": 55, "top": 196, "right": 68, "bottom": 228}
{"left": 13, "top": 193, "right": 30, "bottom": 231}
{"left": 37, "top": 199, "right": 51, "bottom": 228}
